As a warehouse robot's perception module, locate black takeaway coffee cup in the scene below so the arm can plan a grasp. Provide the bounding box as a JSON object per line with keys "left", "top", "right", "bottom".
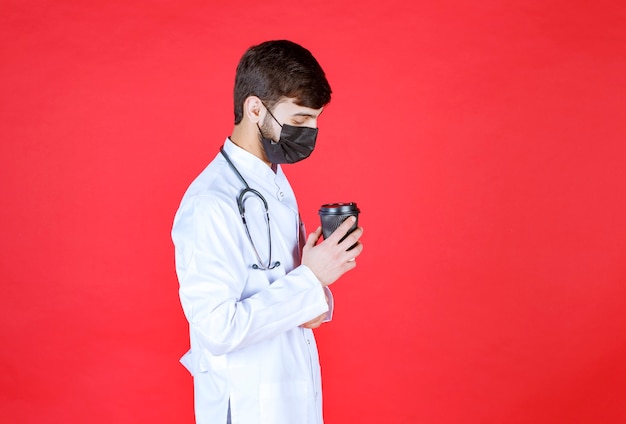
{"left": 318, "top": 202, "right": 360, "bottom": 248}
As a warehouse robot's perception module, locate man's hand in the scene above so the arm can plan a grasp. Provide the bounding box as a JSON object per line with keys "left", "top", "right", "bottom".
{"left": 301, "top": 217, "right": 363, "bottom": 287}
{"left": 300, "top": 312, "right": 326, "bottom": 329}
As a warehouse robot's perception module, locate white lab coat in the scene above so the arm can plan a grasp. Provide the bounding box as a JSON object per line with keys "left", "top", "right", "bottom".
{"left": 172, "top": 139, "right": 332, "bottom": 424}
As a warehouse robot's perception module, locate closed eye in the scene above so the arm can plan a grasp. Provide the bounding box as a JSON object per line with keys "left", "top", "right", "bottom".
{"left": 291, "top": 113, "right": 319, "bottom": 126}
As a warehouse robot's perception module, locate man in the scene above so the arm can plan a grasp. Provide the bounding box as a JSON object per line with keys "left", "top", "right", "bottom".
{"left": 171, "top": 40, "right": 364, "bottom": 424}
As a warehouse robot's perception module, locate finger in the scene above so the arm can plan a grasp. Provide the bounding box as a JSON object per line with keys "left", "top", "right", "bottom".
{"left": 300, "top": 315, "right": 324, "bottom": 329}
{"left": 302, "top": 321, "right": 321, "bottom": 329}
{"left": 346, "top": 241, "right": 363, "bottom": 259}
{"left": 311, "top": 315, "right": 325, "bottom": 327}
{"left": 327, "top": 216, "right": 357, "bottom": 243}
{"left": 339, "top": 226, "right": 363, "bottom": 250}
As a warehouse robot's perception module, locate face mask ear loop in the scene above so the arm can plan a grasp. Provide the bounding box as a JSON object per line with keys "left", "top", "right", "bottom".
{"left": 260, "top": 100, "right": 283, "bottom": 128}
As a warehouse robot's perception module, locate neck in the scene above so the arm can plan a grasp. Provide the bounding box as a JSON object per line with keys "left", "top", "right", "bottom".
{"left": 230, "top": 124, "right": 271, "bottom": 166}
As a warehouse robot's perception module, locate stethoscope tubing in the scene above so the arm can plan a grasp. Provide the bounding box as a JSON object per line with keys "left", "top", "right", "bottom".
{"left": 220, "top": 146, "right": 280, "bottom": 270}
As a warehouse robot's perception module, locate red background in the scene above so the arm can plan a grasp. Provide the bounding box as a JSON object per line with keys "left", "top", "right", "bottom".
{"left": 2, "top": 1, "right": 626, "bottom": 423}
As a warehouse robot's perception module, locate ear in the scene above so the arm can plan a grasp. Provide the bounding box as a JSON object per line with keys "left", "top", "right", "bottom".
{"left": 243, "top": 96, "right": 264, "bottom": 124}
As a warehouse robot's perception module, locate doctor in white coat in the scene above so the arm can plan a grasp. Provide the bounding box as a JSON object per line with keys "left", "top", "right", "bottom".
{"left": 171, "top": 40, "right": 364, "bottom": 424}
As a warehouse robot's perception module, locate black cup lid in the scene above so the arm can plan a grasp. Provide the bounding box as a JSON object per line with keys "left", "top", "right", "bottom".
{"left": 319, "top": 202, "right": 360, "bottom": 214}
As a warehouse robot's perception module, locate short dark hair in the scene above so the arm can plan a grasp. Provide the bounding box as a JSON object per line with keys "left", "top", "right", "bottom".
{"left": 233, "top": 40, "right": 332, "bottom": 124}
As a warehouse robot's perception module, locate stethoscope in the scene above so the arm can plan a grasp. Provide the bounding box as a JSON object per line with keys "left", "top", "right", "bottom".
{"left": 220, "top": 146, "right": 281, "bottom": 270}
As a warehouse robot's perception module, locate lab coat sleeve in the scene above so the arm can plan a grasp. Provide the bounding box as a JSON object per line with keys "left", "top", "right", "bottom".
{"left": 322, "top": 286, "right": 333, "bottom": 322}
{"left": 173, "top": 194, "right": 329, "bottom": 357}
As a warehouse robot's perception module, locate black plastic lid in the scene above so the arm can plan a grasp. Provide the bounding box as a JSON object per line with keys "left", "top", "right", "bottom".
{"left": 318, "top": 202, "right": 360, "bottom": 215}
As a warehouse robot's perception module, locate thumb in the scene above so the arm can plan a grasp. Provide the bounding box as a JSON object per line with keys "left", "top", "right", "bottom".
{"left": 305, "top": 226, "right": 322, "bottom": 248}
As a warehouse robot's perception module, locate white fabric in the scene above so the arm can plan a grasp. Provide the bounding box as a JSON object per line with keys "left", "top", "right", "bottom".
{"left": 172, "top": 138, "right": 333, "bottom": 424}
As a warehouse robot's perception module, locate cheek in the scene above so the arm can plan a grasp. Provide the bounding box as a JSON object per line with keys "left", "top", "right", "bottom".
{"left": 261, "top": 116, "right": 281, "bottom": 140}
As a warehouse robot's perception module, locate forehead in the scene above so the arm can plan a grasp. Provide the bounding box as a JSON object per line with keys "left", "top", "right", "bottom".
{"left": 273, "top": 97, "right": 324, "bottom": 118}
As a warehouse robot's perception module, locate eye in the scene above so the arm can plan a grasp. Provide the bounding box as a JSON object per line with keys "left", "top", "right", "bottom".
{"left": 291, "top": 118, "right": 307, "bottom": 126}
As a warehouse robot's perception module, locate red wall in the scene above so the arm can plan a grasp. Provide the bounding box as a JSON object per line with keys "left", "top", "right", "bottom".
{"left": 2, "top": 1, "right": 626, "bottom": 423}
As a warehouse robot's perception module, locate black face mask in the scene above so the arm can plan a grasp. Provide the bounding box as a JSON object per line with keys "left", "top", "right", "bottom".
{"left": 258, "top": 104, "right": 318, "bottom": 164}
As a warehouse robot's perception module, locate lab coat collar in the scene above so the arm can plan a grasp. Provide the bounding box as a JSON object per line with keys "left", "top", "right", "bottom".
{"left": 222, "top": 138, "right": 284, "bottom": 183}
{"left": 221, "top": 138, "right": 298, "bottom": 214}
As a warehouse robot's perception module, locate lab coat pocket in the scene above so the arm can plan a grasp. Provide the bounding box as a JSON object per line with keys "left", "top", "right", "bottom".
{"left": 259, "top": 381, "right": 308, "bottom": 424}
